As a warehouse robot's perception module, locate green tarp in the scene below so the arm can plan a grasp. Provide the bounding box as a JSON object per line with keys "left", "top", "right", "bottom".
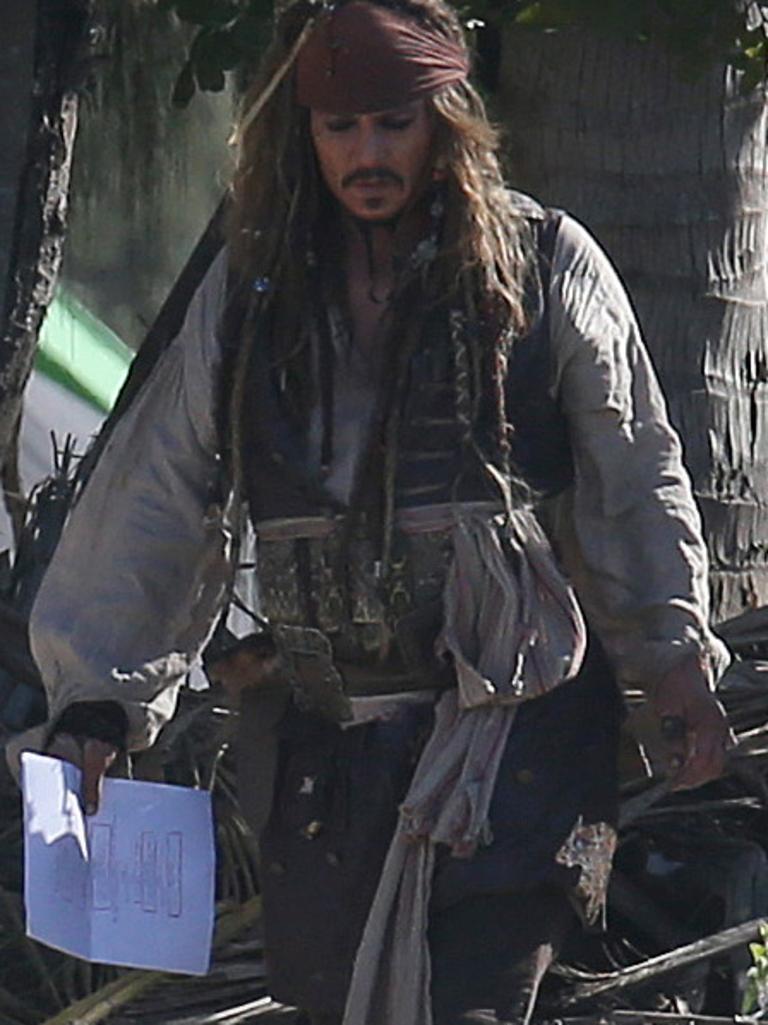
{"left": 36, "top": 288, "right": 133, "bottom": 413}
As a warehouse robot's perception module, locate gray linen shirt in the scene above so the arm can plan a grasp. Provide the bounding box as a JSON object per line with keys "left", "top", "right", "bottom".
{"left": 17, "top": 213, "right": 729, "bottom": 757}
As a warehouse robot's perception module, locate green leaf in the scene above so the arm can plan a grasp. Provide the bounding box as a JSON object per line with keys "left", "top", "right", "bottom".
{"left": 455, "top": 0, "right": 494, "bottom": 20}
{"left": 742, "top": 977, "right": 758, "bottom": 1017}
{"left": 745, "top": 42, "right": 765, "bottom": 61}
{"left": 171, "top": 59, "right": 196, "bottom": 107}
{"left": 172, "top": 0, "right": 239, "bottom": 28}
{"left": 502, "top": 0, "right": 766, "bottom": 89}
{"left": 230, "top": 11, "right": 271, "bottom": 51}
{"left": 514, "top": 2, "right": 543, "bottom": 23}
{"left": 193, "top": 27, "right": 242, "bottom": 71}
{"left": 246, "top": 0, "right": 274, "bottom": 17}
{"left": 194, "top": 58, "right": 227, "bottom": 93}
{"left": 514, "top": 1, "right": 578, "bottom": 28}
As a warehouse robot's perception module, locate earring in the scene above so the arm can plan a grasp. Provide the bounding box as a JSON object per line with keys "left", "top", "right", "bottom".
{"left": 430, "top": 186, "right": 445, "bottom": 224}
{"left": 410, "top": 184, "right": 445, "bottom": 272}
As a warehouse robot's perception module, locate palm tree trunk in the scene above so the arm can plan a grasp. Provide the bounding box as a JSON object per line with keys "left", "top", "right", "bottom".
{"left": 498, "top": 25, "right": 768, "bottom": 623}
{"left": 0, "top": 2, "right": 38, "bottom": 325}
{"left": 0, "top": 0, "right": 94, "bottom": 484}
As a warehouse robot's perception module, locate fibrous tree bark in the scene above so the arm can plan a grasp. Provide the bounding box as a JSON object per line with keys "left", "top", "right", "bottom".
{"left": 498, "top": 24, "right": 768, "bottom": 622}
{"left": 0, "top": 4, "right": 37, "bottom": 324}
{"left": 0, "top": 0, "right": 97, "bottom": 494}
{"left": 63, "top": 0, "right": 233, "bottom": 349}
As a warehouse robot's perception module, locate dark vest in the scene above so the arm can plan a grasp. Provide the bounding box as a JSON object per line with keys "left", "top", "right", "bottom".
{"left": 236, "top": 203, "right": 573, "bottom": 525}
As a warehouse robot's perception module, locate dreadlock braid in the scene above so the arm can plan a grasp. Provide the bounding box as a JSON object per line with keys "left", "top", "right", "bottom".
{"left": 450, "top": 310, "right": 474, "bottom": 452}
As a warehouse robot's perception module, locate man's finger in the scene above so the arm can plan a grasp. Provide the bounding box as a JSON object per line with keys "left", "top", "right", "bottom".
{"left": 669, "top": 728, "right": 698, "bottom": 790}
{"left": 664, "top": 739, "right": 687, "bottom": 776}
{"left": 45, "top": 734, "right": 118, "bottom": 814}
{"left": 81, "top": 740, "right": 117, "bottom": 815}
{"left": 672, "top": 726, "right": 727, "bottom": 791}
{"left": 674, "top": 756, "right": 722, "bottom": 790}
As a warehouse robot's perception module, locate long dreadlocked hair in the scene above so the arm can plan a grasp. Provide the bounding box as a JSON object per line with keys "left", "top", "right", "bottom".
{"left": 226, "top": 0, "right": 535, "bottom": 544}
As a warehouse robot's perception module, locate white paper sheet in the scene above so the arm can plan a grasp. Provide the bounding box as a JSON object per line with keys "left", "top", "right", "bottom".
{"left": 22, "top": 752, "right": 216, "bottom": 975}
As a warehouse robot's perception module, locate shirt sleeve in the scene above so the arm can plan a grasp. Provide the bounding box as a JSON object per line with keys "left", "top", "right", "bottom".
{"left": 27, "top": 249, "right": 235, "bottom": 751}
{"left": 545, "top": 214, "right": 730, "bottom": 691}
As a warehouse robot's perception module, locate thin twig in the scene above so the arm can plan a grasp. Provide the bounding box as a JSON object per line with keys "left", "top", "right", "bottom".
{"left": 39, "top": 897, "right": 262, "bottom": 1025}
{"left": 562, "top": 917, "right": 765, "bottom": 1006}
{"left": 230, "top": 17, "right": 317, "bottom": 146}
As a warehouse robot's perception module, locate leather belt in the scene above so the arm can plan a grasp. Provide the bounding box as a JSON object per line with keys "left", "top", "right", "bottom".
{"left": 272, "top": 624, "right": 454, "bottom": 722}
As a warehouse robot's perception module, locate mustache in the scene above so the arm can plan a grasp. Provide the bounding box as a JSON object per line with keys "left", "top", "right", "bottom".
{"left": 342, "top": 167, "right": 404, "bottom": 189}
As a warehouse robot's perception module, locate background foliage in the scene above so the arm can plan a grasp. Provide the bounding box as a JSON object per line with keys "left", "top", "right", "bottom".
{"left": 159, "top": 0, "right": 768, "bottom": 106}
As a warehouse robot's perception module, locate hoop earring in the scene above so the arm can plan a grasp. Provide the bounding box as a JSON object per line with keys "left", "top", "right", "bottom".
{"left": 432, "top": 160, "right": 448, "bottom": 182}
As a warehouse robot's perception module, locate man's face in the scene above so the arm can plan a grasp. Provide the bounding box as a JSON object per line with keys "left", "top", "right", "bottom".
{"left": 309, "top": 100, "right": 435, "bottom": 223}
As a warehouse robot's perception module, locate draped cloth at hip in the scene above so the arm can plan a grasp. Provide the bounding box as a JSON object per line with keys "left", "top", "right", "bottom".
{"left": 342, "top": 507, "right": 588, "bottom": 1025}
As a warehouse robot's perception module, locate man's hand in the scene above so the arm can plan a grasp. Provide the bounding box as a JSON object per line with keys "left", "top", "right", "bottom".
{"left": 207, "top": 633, "right": 282, "bottom": 705}
{"left": 43, "top": 700, "right": 127, "bottom": 813}
{"left": 651, "top": 654, "right": 736, "bottom": 791}
{"left": 46, "top": 734, "right": 118, "bottom": 815}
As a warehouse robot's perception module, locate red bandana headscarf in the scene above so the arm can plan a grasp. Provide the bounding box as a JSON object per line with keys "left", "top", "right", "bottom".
{"left": 296, "top": 2, "right": 470, "bottom": 114}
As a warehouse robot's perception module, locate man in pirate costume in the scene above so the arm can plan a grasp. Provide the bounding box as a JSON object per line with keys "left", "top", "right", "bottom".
{"left": 9, "top": 2, "right": 735, "bottom": 1023}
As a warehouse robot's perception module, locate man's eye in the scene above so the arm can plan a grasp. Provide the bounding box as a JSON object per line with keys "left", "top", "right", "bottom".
{"left": 326, "top": 119, "right": 355, "bottom": 132}
{"left": 381, "top": 118, "right": 414, "bottom": 131}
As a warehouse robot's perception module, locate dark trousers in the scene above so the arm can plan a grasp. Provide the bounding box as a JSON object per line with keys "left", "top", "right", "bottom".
{"left": 306, "top": 885, "right": 574, "bottom": 1025}
{"left": 261, "top": 651, "right": 620, "bottom": 1020}
{"left": 429, "top": 886, "right": 574, "bottom": 1025}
